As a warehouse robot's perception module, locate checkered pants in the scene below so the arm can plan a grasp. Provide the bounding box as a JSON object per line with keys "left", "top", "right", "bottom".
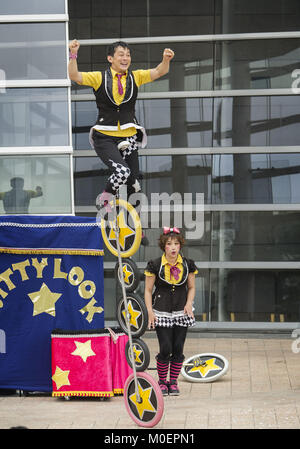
{"left": 91, "top": 130, "right": 141, "bottom": 195}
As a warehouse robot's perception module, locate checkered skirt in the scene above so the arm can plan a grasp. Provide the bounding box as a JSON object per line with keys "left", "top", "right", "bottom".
{"left": 153, "top": 309, "right": 195, "bottom": 328}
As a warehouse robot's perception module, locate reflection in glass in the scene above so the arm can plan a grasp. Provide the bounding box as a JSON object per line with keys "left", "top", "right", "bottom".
{"left": 0, "top": 88, "right": 69, "bottom": 147}
{"left": 72, "top": 98, "right": 213, "bottom": 150}
{"left": 215, "top": 39, "right": 300, "bottom": 90}
{"left": 74, "top": 157, "right": 108, "bottom": 206}
{"left": 0, "top": 0, "right": 65, "bottom": 14}
{"left": 0, "top": 156, "right": 72, "bottom": 214}
{"left": 212, "top": 211, "right": 300, "bottom": 262}
{"left": 0, "top": 23, "right": 67, "bottom": 80}
{"left": 69, "top": 0, "right": 214, "bottom": 39}
{"left": 213, "top": 96, "right": 300, "bottom": 147}
{"left": 210, "top": 269, "right": 300, "bottom": 322}
{"left": 212, "top": 154, "right": 300, "bottom": 204}
{"left": 215, "top": 0, "right": 300, "bottom": 34}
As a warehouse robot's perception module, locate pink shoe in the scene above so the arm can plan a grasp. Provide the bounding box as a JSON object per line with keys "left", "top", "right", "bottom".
{"left": 96, "top": 191, "right": 113, "bottom": 213}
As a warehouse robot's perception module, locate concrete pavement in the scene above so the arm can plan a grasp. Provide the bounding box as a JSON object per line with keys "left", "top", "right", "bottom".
{"left": 1, "top": 332, "right": 300, "bottom": 430}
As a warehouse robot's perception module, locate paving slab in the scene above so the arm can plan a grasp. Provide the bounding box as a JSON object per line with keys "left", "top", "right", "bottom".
{"left": 1, "top": 333, "right": 300, "bottom": 431}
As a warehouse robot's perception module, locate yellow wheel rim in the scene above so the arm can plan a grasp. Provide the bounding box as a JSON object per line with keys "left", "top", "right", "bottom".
{"left": 100, "top": 199, "right": 142, "bottom": 258}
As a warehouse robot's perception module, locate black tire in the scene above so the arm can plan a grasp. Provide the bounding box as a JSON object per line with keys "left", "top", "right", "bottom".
{"left": 116, "top": 292, "right": 148, "bottom": 338}
{"left": 115, "top": 258, "right": 140, "bottom": 292}
{"left": 125, "top": 338, "right": 150, "bottom": 372}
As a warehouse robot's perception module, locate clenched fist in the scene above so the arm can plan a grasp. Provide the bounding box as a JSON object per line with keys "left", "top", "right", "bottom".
{"left": 163, "top": 48, "right": 175, "bottom": 61}
{"left": 69, "top": 39, "right": 80, "bottom": 55}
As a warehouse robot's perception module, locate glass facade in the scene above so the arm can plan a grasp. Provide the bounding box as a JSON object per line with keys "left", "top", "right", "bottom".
{"left": 0, "top": 6, "right": 72, "bottom": 214}
{"left": 1, "top": 1, "right": 299, "bottom": 327}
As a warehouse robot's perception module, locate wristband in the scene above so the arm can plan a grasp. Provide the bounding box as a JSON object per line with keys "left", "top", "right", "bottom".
{"left": 69, "top": 52, "right": 77, "bottom": 59}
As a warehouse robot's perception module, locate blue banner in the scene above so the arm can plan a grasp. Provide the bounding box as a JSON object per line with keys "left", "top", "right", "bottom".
{"left": 0, "top": 216, "right": 105, "bottom": 392}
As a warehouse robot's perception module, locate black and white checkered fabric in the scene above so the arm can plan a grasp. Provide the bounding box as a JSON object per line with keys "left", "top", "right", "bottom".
{"left": 120, "top": 135, "right": 139, "bottom": 158}
{"left": 108, "top": 159, "right": 130, "bottom": 193}
{"left": 154, "top": 309, "right": 196, "bottom": 328}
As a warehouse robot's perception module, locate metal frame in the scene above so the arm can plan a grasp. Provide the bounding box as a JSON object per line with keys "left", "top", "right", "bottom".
{"left": 78, "top": 31, "right": 300, "bottom": 45}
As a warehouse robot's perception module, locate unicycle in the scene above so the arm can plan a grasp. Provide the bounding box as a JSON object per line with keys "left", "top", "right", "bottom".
{"left": 181, "top": 353, "right": 229, "bottom": 383}
{"left": 108, "top": 194, "right": 164, "bottom": 427}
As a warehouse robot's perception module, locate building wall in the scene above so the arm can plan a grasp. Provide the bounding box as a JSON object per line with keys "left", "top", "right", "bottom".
{"left": 4, "top": 1, "right": 299, "bottom": 328}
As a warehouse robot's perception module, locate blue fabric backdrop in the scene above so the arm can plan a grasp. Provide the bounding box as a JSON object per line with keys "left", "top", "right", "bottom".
{"left": 0, "top": 216, "right": 104, "bottom": 392}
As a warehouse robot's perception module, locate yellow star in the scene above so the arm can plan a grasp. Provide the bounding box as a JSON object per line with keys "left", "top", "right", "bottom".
{"left": 122, "top": 300, "right": 141, "bottom": 329}
{"left": 129, "top": 382, "right": 156, "bottom": 419}
{"left": 108, "top": 210, "right": 135, "bottom": 249}
{"left": 71, "top": 340, "right": 96, "bottom": 363}
{"left": 133, "top": 344, "right": 143, "bottom": 364}
{"left": 122, "top": 264, "right": 133, "bottom": 285}
{"left": 52, "top": 366, "right": 70, "bottom": 390}
{"left": 188, "top": 357, "right": 222, "bottom": 378}
{"left": 28, "top": 283, "right": 62, "bottom": 317}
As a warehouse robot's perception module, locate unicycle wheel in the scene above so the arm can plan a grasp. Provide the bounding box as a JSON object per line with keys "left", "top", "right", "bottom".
{"left": 125, "top": 338, "right": 150, "bottom": 372}
{"left": 181, "top": 353, "right": 229, "bottom": 383}
{"left": 116, "top": 292, "right": 148, "bottom": 338}
{"left": 124, "top": 371, "right": 164, "bottom": 428}
{"left": 115, "top": 258, "right": 140, "bottom": 292}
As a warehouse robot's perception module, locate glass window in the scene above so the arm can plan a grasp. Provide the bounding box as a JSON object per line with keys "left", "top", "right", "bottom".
{"left": 210, "top": 269, "right": 300, "bottom": 323}
{"left": 215, "top": 39, "right": 300, "bottom": 90}
{"left": 0, "top": 23, "right": 67, "bottom": 80}
{"left": 69, "top": 0, "right": 214, "bottom": 39}
{"left": 141, "top": 155, "right": 211, "bottom": 204}
{"left": 211, "top": 211, "right": 300, "bottom": 262}
{"left": 74, "top": 156, "right": 108, "bottom": 206}
{"left": 212, "top": 154, "right": 300, "bottom": 204}
{"left": 72, "top": 42, "right": 213, "bottom": 93}
{"left": 213, "top": 96, "right": 300, "bottom": 147}
{"left": 0, "top": 0, "right": 65, "bottom": 14}
{"left": 215, "top": 0, "right": 300, "bottom": 34}
{"left": 121, "top": 0, "right": 214, "bottom": 37}
{"left": 0, "top": 88, "right": 69, "bottom": 147}
{"left": 72, "top": 98, "right": 213, "bottom": 149}
{"left": 74, "top": 155, "right": 211, "bottom": 205}
{"left": 72, "top": 101, "right": 98, "bottom": 150}
{"left": 69, "top": 1, "right": 121, "bottom": 40}
{"left": 0, "top": 155, "right": 72, "bottom": 214}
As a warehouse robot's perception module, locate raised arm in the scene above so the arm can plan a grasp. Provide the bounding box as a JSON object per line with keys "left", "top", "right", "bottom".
{"left": 150, "top": 48, "right": 175, "bottom": 81}
{"left": 68, "top": 39, "right": 83, "bottom": 84}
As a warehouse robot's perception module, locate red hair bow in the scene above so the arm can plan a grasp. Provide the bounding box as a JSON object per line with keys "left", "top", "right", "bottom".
{"left": 163, "top": 227, "right": 180, "bottom": 235}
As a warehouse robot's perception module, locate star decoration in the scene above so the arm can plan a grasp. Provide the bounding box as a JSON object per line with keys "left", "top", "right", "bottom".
{"left": 129, "top": 382, "right": 156, "bottom": 419}
{"left": 28, "top": 282, "right": 62, "bottom": 317}
{"left": 108, "top": 210, "right": 135, "bottom": 249}
{"left": 133, "top": 344, "right": 143, "bottom": 365}
{"left": 71, "top": 340, "right": 96, "bottom": 363}
{"left": 122, "top": 300, "right": 141, "bottom": 329}
{"left": 122, "top": 264, "right": 133, "bottom": 285}
{"left": 188, "top": 357, "right": 222, "bottom": 378}
{"left": 52, "top": 366, "right": 70, "bottom": 390}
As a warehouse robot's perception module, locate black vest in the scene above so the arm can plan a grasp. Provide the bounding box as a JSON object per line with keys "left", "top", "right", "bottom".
{"left": 94, "top": 69, "right": 139, "bottom": 129}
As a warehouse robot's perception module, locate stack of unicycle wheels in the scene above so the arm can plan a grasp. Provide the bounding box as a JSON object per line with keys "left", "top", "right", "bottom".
{"left": 99, "top": 196, "right": 164, "bottom": 427}
{"left": 99, "top": 195, "right": 229, "bottom": 427}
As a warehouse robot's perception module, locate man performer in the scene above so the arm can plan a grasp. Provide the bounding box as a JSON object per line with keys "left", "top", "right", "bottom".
{"left": 68, "top": 40, "right": 174, "bottom": 217}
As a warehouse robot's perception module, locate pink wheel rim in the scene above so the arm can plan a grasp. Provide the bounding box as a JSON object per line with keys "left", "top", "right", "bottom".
{"left": 124, "top": 372, "right": 164, "bottom": 428}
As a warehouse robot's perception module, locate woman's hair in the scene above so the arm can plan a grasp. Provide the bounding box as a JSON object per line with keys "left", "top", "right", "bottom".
{"left": 158, "top": 231, "right": 185, "bottom": 251}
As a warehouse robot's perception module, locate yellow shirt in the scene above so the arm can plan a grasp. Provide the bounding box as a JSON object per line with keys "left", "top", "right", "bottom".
{"left": 80, "top": 68, "right": 152, "bottom": 138}
{"left": 145, "top": 253, "right": 185, "bottom": 285}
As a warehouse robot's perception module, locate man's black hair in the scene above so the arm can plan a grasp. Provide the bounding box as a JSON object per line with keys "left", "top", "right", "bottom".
{"left": 106, "top": 41, "right": 131, "bottom": 58}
